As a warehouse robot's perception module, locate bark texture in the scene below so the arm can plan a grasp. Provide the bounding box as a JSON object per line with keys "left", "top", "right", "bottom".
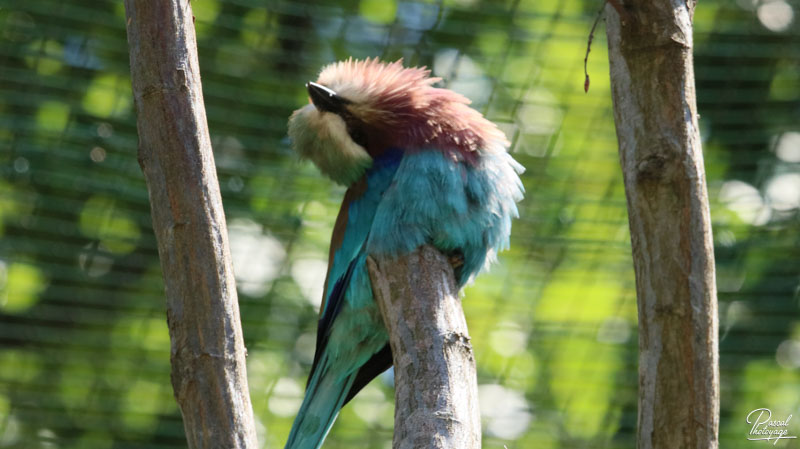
{"left": 605, "top": 2, "right": 719, "bottom": 449}
{"left": 368, "top": 246, "right": 481, "bottom": 449}
{"left": 123, "top": 2, "right": 258, "bottom": 448}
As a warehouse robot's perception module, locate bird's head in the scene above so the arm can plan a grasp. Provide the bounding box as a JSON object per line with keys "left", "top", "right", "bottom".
{"left": 288, "top": 58, "right": 508, "bottom": 186}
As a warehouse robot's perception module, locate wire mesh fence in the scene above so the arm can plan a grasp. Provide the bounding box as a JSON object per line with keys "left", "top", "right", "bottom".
{"left": 0, "top": 0, "right": 799, "bottom": 448}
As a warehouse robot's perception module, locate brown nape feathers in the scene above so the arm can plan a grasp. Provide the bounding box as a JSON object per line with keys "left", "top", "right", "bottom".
{"left": 315, "top": 58, "right": 509, "bottom": 159}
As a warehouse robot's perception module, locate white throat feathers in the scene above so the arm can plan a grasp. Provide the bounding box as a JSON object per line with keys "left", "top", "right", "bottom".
{"left": 288, "top": 104, "right": 372, "bottom": 186}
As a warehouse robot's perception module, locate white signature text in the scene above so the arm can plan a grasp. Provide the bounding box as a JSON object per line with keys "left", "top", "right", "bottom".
{"left": 747, "top": 408, "right": 797, "bottom": 445}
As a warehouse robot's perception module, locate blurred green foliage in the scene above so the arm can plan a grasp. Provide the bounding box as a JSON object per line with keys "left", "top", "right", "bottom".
{"left": 1, "top": 0, "right": 799, "bottom": 448}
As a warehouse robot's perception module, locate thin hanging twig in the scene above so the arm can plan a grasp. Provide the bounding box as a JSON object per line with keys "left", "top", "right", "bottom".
{"left": 583, "top": 3, "right": 606, "bottom": 93}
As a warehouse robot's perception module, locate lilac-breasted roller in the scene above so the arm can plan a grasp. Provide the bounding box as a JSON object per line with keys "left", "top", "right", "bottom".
{"left": 284, "top": 58, "right": 524, "bottom": 449}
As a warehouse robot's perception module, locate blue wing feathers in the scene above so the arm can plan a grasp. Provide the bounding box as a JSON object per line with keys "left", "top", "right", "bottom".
{"left": 308, "top": 253, "right": 359, "bottom": 385}
{"left": 322, "top": 155, "right": 402, "bottom": 313}
{"left": 286, "top": 152, "right": 403, "bottom": 449}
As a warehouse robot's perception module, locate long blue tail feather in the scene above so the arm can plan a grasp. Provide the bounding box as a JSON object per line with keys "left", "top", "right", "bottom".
{"left": 285, "top": 352, "right": 356, "bottom": 449}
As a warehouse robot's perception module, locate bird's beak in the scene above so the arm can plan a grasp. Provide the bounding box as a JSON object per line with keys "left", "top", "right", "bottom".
{"left": 307, "top": 81, "right": 346, "bottom": 114}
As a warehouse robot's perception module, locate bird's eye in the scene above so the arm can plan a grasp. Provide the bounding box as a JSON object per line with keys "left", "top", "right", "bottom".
{"left": 347, "top": 124, "right": 367, "bottom": 148}
{"left": 336, "top": 110, "right": 367, "bottom": 148}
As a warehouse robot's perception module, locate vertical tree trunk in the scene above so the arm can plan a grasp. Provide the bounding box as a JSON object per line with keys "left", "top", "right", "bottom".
{"left": 605, "top": 2, "right": 719, "bottom": 449}
{"left": 123, "top": 2, "right": 258, "bottom": 448}
{"left": 368, "top": 246, "right": 481, "bottom": 449}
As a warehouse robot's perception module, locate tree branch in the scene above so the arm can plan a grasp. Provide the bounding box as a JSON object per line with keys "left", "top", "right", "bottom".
{"left": 123, "top": 2, "right": 258, "bottom": 448}
{"left": 605, "top": 1, "right": 719, "bottom": 448}
{"left": 367, "top": 246, "right": 481, "bottom": 449}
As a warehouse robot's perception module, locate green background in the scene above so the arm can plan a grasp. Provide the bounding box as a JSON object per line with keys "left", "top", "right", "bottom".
{"left": 1, "top": 0, "right": 799, "bottom": 447}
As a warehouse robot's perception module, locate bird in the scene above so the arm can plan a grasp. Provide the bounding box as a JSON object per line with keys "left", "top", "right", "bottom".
{"left": 284, "top": 58, "right": 524, "bottom": 449}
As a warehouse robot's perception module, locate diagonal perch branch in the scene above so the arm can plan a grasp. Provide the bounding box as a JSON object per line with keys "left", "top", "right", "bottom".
{"left": 367, "top": 245, "right": 481, "bottom": 449}
{"left": 604, "top": 1, "right": 719, "bottom": 448}
{"left": 123, "top": 1, "right": 258, "bottom": 448}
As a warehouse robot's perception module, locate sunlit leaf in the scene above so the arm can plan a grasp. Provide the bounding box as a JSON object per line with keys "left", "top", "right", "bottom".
{"left": 360, "top": 0, "right": 397, "bottom": 24}
{"left": 24, "top": 39, "right": 64, "bottom": 75}
{"left": 82, "top": 73, "right": 132, "bottom": 118}
{"left": 79, "top": 195, "right": 141, "bottom": 254}
{"left": 0, "top": 262, "right": 46, "bottom": 314}
{"left": 36, "top": 100, "right": 71, "bottom": 133}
